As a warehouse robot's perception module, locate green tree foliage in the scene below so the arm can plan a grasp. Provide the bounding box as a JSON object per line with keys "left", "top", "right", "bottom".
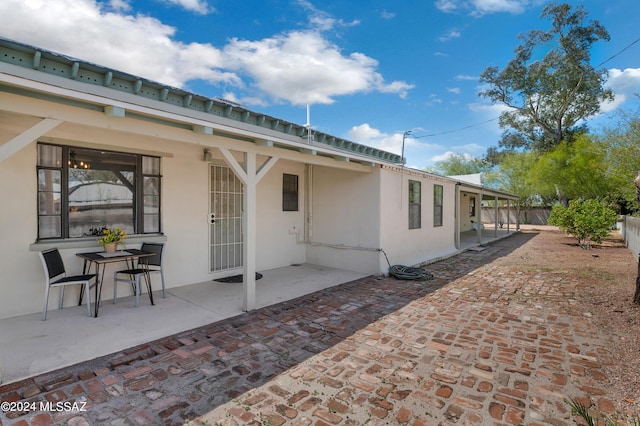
{"left": 427, "top": 153, "right": 491, "bottom": 176}
{"left": 494, "top": 151, "right": 538, "bottom": 210}
{"left": 548, "top": 199, "right": 617, "bottom": 249}
{"left": 479, "top": 3, "right": 613, "bottom": 152}
{"left": 528, "top": 134, "right": 611, "bottom": 201}
{"left": 597, "top": 104, "right": 640, "bottom": 213}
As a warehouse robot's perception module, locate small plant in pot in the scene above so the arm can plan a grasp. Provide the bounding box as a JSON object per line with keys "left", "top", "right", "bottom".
{"left": 98, "top": 227, "right": 127, "bottom": 253}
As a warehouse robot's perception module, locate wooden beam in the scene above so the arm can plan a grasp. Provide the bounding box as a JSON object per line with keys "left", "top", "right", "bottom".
{"left": 0, "top": 118, "right": 61, "bottom": 163}
{"left": 104, "top": 105, "right": 125, "bottom": 117}
{"left": 242, "top": 151, "right": 257, "bottom": 311}
{"left": 299, "top": 148, "right": 316, "bottom": 156}
{"left": 33, "top": 51, "right": 41, "bottom": 69}
{"left": 256, "top": 155, "right": 279, "bottom": 183}
{"left": 193, "top": 125, "right": 213, "bottom": 135}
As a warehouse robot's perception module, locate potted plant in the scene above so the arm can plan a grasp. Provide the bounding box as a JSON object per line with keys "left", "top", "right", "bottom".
{"left": 98, "top": 227, "right": 128, "bottom": 253}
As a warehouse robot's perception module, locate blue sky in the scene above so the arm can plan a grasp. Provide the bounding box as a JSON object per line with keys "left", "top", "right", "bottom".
{"left": 1, "top": 0, "right": 639, "bottom": 168}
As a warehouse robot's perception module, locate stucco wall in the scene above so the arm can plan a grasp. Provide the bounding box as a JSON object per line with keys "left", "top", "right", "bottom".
{"left": 0, "top": 127, "right": 305, "bottom": 319}
{"left": 305, "top": 165, "right": 383, "bottom": 274}
{"left": 378, "top": 169, "right": 457, "bottom": 270}
{"left": 0, "top": 143, "right": 41, "bottom": 319}
{"left": 255, "top": 159, "right": 306, "bottom": 269}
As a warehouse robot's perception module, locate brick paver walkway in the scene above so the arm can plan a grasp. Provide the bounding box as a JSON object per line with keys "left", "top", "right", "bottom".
{"left": 0, "top": 231, "right": 623, "bottom": 425}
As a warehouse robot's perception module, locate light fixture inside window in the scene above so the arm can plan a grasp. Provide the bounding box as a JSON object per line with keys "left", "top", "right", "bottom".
{"left": 68, "top": 150, "right": 90, "bottom": 169}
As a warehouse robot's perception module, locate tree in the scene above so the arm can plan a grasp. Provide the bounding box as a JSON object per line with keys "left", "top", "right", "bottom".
{"left": 427, "top": 153, "right": 492, "bottom": 176}
{"left": 528, "top": 134, "right": 612, "bottom": 202}
{"left": 598, "top": 103, "right": 640, "bottom": 213}
{"left": 548, "top": 199, "right": 617, "bottom": 249}
{"left": 494, "top": 151, "right": 538, "bottom": 213}
{"left": 479, "top": 3, "right": 613, "bottom": 152}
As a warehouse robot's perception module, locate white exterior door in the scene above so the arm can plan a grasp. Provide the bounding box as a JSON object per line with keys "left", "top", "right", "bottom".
{"left": 209, "top": 164, "right": 243, "bottom": 272}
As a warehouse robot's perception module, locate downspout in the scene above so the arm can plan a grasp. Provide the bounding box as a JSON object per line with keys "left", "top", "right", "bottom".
{"left": 494, "top": 195, "right": 498, "bottom": 238}
{"left": 476, "top": 189, "right": 483, "bottom": 244}
{"left": 454, "top": 182, "right": 460, "bottom": 249}
{"left": 305, "top": 164, "right": 313, "bottom": 242}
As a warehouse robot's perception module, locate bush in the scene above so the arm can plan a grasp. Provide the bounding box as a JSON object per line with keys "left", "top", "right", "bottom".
{"left": 548, "top": 199, "right": 617, "bottom": 249}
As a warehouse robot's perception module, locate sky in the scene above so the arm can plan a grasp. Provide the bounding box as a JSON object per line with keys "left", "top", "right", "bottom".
{"left": 1, "top": 0, "right": 639, "bottom": 169}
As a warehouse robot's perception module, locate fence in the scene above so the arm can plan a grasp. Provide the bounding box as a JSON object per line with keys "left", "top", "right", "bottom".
{"left": 617, "top": 215, "right": 640, "bottom": 261}
{"left": 481, "top": 207, "right": 551, "bottom": 225}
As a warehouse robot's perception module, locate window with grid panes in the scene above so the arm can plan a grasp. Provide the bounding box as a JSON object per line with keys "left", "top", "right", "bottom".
{"left": 282, "top": 174, "right": 299, "bottom": 211}
{"left": 36, "top": 143, "right": 161, "bottom": 240}
{"left": 434, "top": 184, "right": 443, "bottom": 227}
{"left": 408, "top": 180, "right": 421, "bottom": 229}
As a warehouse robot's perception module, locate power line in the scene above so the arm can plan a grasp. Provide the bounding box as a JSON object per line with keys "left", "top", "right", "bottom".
{"left": 411, "top": 117, "right": 499, "bottom": 139}
{"left": 407, "top": 35, "right": 640, "bottom": 140}
{"left": 596, "top": 36, "right": 640, "bottom": 68}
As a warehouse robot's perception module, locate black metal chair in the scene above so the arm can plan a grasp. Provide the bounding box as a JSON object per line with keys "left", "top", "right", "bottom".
{"left": 113, "top": 242, "right": 165, "bottom": 307}
{"left": 39, "top": 248, "right": 96, "bottom": 321}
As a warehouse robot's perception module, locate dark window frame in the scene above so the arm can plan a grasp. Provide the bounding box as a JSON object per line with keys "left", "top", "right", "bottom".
{"left": 434, "top": 184, "right": 443, "bottom": 227}
{"left": 282, "top": 173, "right": 299, "bottom": 212}
{"left": 408, "top": 180, "right": 421, "bottom": 229}
{"left": 36, "top": 142, "right": 162, "bottom": 241}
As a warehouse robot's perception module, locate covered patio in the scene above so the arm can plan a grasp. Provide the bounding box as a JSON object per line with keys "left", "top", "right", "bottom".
{"left": 0, "top": 227, "right": 520, "bottom": 386}
{"left": 0, "top": 264, "right": 367, "bottom": 385}
{"left": 459, "top": 226, "right": 518, "bottom": 250}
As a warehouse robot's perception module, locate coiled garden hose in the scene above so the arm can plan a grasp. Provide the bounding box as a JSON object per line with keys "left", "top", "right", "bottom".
{"left": 380, "top": 249, "right": 434, "bottom": 281}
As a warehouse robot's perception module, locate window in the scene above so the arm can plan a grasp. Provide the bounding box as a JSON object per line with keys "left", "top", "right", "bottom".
{"left": 469, "top": 196, "right": 476, "bottom": 217}
{"left": 434, "top": 184, "right": 443, "bottom": 227}
{"left": 408, "top": 180, "right": 421, "bottom": 229}
{"left": 37, "top": 143, "right": 161, "bottom": 240}
{"left": 282, "top": 174, "right": 298, "bottom": 211}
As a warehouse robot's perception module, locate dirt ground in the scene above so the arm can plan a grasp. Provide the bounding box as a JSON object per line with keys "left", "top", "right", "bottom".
{"left": 511, "top": 225, "right": 640, "bottom": 418}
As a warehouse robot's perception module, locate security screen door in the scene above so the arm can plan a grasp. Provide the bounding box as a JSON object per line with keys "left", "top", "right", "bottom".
{"left": 209, "top": 164, "right": 243, "bottom": 272}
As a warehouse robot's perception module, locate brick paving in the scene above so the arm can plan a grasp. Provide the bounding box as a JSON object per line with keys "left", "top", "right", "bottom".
{"left": 0, "top": 231, "right": 623, "bottom": 425}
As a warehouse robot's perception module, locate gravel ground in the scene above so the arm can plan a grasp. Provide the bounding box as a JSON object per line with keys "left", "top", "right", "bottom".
{"left": 513, "top": 225, "right": 640, "bottom": 419}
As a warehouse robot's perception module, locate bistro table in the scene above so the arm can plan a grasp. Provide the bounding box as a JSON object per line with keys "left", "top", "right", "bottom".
{"left": 76, "top": 249, "right": 155, "bottom": 317}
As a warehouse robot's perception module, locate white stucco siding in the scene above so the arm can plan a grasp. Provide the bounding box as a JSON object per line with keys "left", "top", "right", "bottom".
{"left": 305, "top": 165, "right": 383, "bottom": 274}
{"left": 459, "top": 191, "right": 476, "bottom": 232}
{"left": 0, "top": 111, "right": 319, "bottom": 319}
{"left": 378, "top": 168, "right": 457, "bottom": 271}
{"left": 160, "top": 142, "right": 211, "bottom": 287}
{"left": 255, "top": 159, "right": 306, "bottom": 270}
{"left": 0, "top": 143, "right": 43, "bottom": 319}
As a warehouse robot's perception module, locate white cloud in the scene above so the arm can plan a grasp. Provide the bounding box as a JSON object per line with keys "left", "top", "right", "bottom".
{"left": 455, "top": 74, "right": 477, "bottom": 81}
{"left": 164, "top": 0, "right": 213, "bottom": 14}
{"left": 595, "top": 67, "right": 640, "bottom": 113}
{"left": 223, "top": 31, "right": 413, "bottom": 105}
{"left": 431, "top": 145, "right": 484, "bottom": 163}
{"left": 426, "top": 94, "right": 444, "bottom": 107}
{"left": 348, "top": 124, "right": 417, "bottom": 155}
{"left": 0, "top": 0, "right": 412, "bottom": 107}
{"left": 606, "top": 68, "right": 640, "bottom": 96}
{"left": 296, "top": 0, "right": 360, "bottom": 31}
{"left": 435, "top": 0, "right": 542, "bottom": 16}
{"left": 447, "top": 87, "right": 461, "bottom": 94}
{"left": 380, "top": 10, "right": 396, "bottom": 19}
{"left": 0, "top": 0, "right": 236, "bottom": 88}
{"left": 108, "top": 0, "right": 130, "bottom": 12}
{"left": 439, "top": 30, "right": 461, "bottom": 42}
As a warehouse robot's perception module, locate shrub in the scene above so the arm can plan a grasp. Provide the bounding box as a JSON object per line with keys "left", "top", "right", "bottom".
{"left": 548, "top": 199, "right": 617, "bottom": 249}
